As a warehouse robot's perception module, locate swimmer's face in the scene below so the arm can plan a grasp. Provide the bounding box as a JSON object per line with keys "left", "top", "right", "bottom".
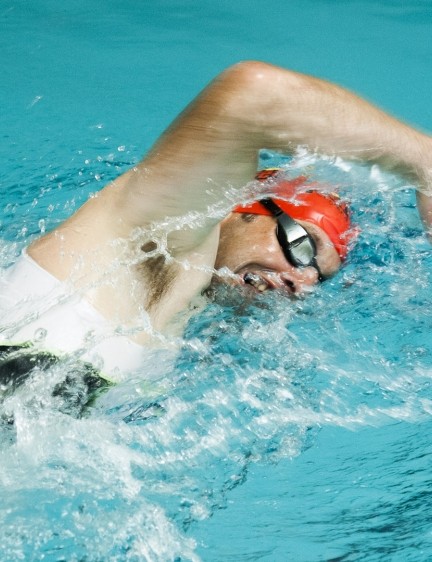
{"left": 214, "top": 213, "right": 341, "bottom": 296}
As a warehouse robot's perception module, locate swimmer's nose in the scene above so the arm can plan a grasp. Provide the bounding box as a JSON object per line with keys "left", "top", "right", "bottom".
{"left": 279, "top": 266, "right": 319, "bottom": 293}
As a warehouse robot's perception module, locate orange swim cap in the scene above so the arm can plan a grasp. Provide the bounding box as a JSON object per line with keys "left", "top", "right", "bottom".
{"left": 233, "top": 169, "right": 355, "bottom": 261}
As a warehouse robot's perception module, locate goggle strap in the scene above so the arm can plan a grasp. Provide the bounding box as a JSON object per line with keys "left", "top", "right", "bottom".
{"left": 260, "top": 198, "right": 284, "bottom": 217}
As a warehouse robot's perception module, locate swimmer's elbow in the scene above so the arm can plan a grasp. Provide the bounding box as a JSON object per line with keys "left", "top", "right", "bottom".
{"left": 219, "top": 60, "right": 304, "bottom": 95}
{"left": 210, "top": 60, "right": 311, "bottom": 128}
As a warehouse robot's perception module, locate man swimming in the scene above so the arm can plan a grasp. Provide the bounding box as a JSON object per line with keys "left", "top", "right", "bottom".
{"left": 1, "top": 61, "right": 432, "bottom": 388}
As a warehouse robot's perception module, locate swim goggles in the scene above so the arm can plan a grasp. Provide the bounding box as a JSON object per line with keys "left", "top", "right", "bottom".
{"left": 233, "top": 169, "right": 355, "bottom": 262}
{"left": 260, "top": 198, "right": 325, "bottom": 282}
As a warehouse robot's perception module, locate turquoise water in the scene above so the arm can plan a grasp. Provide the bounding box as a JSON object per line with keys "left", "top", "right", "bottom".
{"left": 1, "top": 1, "right": 432, "bottom": 560}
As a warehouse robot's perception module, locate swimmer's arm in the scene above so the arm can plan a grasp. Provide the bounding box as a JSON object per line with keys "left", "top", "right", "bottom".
{"left": 32, "top": 60, "right": 432, "bottom": 263}
{"left": 117, "top": 61, "right": 432, "bottom": 244}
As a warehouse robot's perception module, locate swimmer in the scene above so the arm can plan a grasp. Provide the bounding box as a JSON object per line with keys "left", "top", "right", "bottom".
{"left": 1, "top": 61, "right": 432, "bottom": 404}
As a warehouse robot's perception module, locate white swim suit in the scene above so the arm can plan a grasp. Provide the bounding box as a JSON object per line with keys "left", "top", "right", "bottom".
{"left": 0, "top": 252, "right": 147, "bottom": 380}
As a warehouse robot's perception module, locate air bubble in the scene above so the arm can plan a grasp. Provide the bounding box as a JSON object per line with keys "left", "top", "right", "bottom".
{"left": 34, "top": 328, "right": 47, "bottom": 342}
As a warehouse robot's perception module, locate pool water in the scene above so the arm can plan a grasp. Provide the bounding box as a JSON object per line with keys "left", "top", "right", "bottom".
{"left": 1, "top": 1, "right": 432, "bottom": 560}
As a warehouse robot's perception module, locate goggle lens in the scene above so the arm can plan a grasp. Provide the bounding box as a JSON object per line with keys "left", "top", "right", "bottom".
{"left": 276, "top": 214, "right": 316, "bottom": 266}
{"left": 261, "top": 199, "right": 324, "bottom": 281}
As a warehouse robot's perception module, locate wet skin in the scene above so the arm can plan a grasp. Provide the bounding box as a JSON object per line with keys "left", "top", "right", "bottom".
{"left": 214, "top": 213, "right": 341, "bottom": 295}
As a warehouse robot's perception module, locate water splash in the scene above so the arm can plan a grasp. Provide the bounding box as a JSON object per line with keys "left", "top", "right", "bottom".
{"left": 0, "top": 154, "right": 431, "bottom": 560}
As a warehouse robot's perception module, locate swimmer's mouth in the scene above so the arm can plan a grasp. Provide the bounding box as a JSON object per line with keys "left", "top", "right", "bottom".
{"left": 243, "top": 272, "right": 271, "bottom": 292}
{"left": 242, "top": 272, "right": 296, "bottom": 295}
